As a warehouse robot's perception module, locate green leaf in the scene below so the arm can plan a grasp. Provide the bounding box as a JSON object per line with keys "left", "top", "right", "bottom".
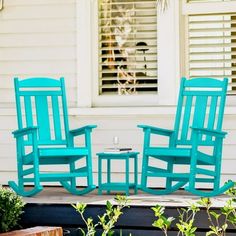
{"left": 197, "top": 197, "right": 211, "bottom": 208}
{"left": 206, "top": 231, "right": 216, "bottom": 236}
{"left": 227, "top": 214, "right": 236, "bottom": 224}
{"left": 176, "top": 223, "right": 185, "bottom": 232}
{"left": 72, "top": 202, "right": 87, "bottom": 213}
{"left": 209, "top": 211, "right": 220, "bottom": 220}
{"left": 151, "top": 205, "right": 165, "bottom": 217}
{"left": 222, "top": 223, "right": 228, "bottom": 231}
{"left": 87, "top": 217, "right": 94, "bottom": 226}
{"left": 106, "top": 201, "right": 113, "bottom": 211}
{"left": 190, "top": 226, "right": 197, "bottom": 233}
{"left": 152, "top": 218, "right": 165, "bottom": 229}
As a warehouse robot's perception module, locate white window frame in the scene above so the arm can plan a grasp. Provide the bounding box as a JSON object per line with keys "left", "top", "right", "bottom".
{"left": 182, "top": 0, "right": 236, "bottom": 105}
{"left": 182, "top": 0, "right": 236, "bottom": 15}
{"left": 76, "top": 0, "right": 181, "bottom": 109}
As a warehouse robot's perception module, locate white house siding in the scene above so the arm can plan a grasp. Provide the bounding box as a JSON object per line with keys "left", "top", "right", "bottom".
{"left": 0, "top": 0, "right": 235, "bottom": 189}
{"left": 0, "top": 0, "right": 77, "bottom": 183}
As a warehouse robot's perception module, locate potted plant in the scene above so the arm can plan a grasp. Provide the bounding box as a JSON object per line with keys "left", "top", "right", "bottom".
{"left": 0, "top": 186, "right": 25, "bottom": 233}
{"left": 0, "top": 186, "right": 63, "bottom": 236}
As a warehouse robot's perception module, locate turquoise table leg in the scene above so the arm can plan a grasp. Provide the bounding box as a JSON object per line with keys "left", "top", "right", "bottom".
{"left": 98, "top": 156, "right": 102, "bottom": 195}
{"left": 134, "top": 155, "right": 138, "bottom": 194}
{"left": 125, "top": 157, "right": 129, "bottom": 196}
{"left": 107, "top": 158, "right": 111, "bottom": 194}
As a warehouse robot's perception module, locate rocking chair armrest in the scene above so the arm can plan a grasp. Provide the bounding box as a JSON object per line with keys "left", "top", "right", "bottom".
{"left": 12, "top": 126, "right": 38, "bottom": 138}
{"left": 69, "top": 125, "right": 97, "bottom": 136}
{"left": 191, "top": 127, "right": 227, "bottom": 138}
{"left": 137, "top": 124, "right": 175, "bottom": 137}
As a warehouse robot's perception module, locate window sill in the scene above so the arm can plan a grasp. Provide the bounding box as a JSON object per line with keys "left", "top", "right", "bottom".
{"left": 69, "top": 107, "right": 176, "bottom": 116}
{"left": 69, "top": 106, "right": 236, "bottom": 116}
{"left": 0, "top": 106, "right": 235, "bottom": 116}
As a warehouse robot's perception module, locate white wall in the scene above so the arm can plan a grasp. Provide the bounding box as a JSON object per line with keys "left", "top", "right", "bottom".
{"left": 0, "top": 0, "right": 235, "bottom": 189}
{"left": 0, "top": 0, "right": 77, "bottom": 183}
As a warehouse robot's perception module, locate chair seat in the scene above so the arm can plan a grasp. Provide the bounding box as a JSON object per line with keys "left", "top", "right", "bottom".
{"left": 146, "top": 147, "right": 214, "bottom": 165}
{"left": 39, "top": 147, "right": 89, "bottom": 157}
{"left": 146, "top": 147, "right": 191, "bottom": 157}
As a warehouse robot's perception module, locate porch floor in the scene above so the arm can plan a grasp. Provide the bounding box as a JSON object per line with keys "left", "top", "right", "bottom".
{"left": 22, "top": 186, "right": 231, "bottom": 207}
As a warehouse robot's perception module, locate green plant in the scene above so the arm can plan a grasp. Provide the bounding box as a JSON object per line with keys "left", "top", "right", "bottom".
{"left": 152, "top": 205, "right": 174, "bottom": 236}
{"left": 197, "top": 184, "right": 236, "bottom": 236}
{"left": 72, "top": 195, "right": 130, "bottom": 236}
{"left": 152, "top": 183, "right": 236, "bottom": 236}
{"left": 152, "top": 204, "right": 199, "bottom": 236}
{"left": 0, "top": 187, "right": 25, "bottom": 233}
{"left": 176, "top": 204, "right": 199, "bottom": 236}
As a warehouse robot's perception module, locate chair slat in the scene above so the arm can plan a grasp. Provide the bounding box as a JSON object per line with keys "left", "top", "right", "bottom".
{"left": 35, "top": 96, "right": 50, "bottom": 141}
{"left": 217, "top": 96, "right": 226, "bottom": 130}
{"left": 24, "top": 96, "right": 33, "bottom": 144}
{"left": 183, "top": 91, "right": 223, "bottom": 96}
{"left": 184, "top": 77, "right": 224, "bottom": 87}
{"left": 207, "top": 96, "right": 218, "bottom": 130}
{"left": 180, "top": 95, "right": 193, "bottom": 142}
{"left": 192, "top": 95, "right": 208, "bottom": 129}
{"left": 52, "top": 96, "right": 62, "bottom": 140}
{"left": 19, "top": 91, "right": 62, "bottom": 96}
{"left": 18, "top": 78, "right": 62, "bottom": 87}
{"left": 24, "top": 96, "right": 33, "bottom": 127}
{"left": 206, "top": 96, "right": 218, "bottom": 142}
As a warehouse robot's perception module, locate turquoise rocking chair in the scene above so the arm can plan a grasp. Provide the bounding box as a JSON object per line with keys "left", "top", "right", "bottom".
{"left": 9, "top": 77, "right": 97, "bottom": 197}
{"left": 138, "top": 77, "right": 234, "bottom": 197}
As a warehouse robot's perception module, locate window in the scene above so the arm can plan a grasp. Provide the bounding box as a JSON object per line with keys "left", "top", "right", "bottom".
{"left": 98, "top": 0, "right": 158, "bottom": 96}
{"left": 76, "top": 0, "right": 180, "bottom": 108}
{"left": 183, "top": 0, "right": 236, "bottom": 95}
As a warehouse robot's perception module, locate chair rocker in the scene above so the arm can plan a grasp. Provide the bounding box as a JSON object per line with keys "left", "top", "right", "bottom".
{"left": 138, "top": 77, "right": 234, "bottom": 197}
{"left": 9, "top": 77, "right": 97, "bottom": 197}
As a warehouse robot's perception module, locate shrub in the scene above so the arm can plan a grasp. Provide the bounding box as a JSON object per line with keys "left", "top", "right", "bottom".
{"left": 72, "top": 195, "right": 130, "bottom": 236}
{"left": 152, "top": 183, "right": 236, "bottom": 236}
{"left": 0, "top": 187, "right": 25, "bottom": 233}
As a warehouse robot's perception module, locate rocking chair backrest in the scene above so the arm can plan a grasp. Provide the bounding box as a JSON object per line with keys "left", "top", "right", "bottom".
{"left": 14, "top": 77, "right": 70, "bottom": 146}
{"left": 174, "top": 77, "right": 228, "bottom": 146}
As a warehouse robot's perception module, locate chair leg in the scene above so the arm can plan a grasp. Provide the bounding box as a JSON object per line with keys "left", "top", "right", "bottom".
{"left": 8, "top": 180, "right": 43, "bottom": 197}
{"left": 166, "top": 160, "right": 173, "bottom": 190}
{"left": 60, "top": 157, "right": 95, "bottom": 195}
{"left": 185, "top": 180, "right": 234, "bottom": 197}
{"left": 61, "top": 181, "right": 96, "bottom": 195}
{"left": 140, "top": 155, "right": 187, "bottom": 195}
{"left": 9, "top": 156, "right": 43, "bottom": 197}
{"left": 140, "top": 154, "right": 148, "bottom": 190}
{"left": 86, "top": 153, "right": 94, "bottom": 188}
{"left": 141, "top": 181, "right": 187, "bottom": 195}
{"left": 185, "top": 158, "right": 234, "bottom": 197}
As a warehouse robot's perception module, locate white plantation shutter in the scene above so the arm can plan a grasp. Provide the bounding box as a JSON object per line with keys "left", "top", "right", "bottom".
{"left": 188, "top": 14, "right": 236, "bottom": 94}
{"left": 184, "top": 1, "right": 236, "bottom": 94}
{"left": 98, "top": 0, "right": 158, "bottom": 95}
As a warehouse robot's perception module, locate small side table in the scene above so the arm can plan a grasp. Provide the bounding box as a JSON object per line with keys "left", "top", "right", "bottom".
{"left": 97, "top": 152, "right": 139, "bottom": 195}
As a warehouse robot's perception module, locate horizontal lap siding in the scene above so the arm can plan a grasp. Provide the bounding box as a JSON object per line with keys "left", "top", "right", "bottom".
{"left": 0, "top": 0, "right": 77, "bottom": 106}
{"left": 74, "top": 115, "right": 236, "bottom": 187}
{"left": 0, "top": 0, "right": 77, "bottom": 184}
{"left": 0, "top": 0, "right": 235, "bottom": 188}
{"left": 0, "top": 111, "right": 236, "bottom": 186}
